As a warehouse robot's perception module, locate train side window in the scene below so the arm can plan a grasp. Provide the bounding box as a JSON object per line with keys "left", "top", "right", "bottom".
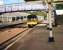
{"left": 12, "top": 17, "right": 15, "bottom": 21}
{"left": 16, "top": 17, "right": 19, "bottom": 20}
{"left": 21, "top": 16, "right": 23, "bottom": 19}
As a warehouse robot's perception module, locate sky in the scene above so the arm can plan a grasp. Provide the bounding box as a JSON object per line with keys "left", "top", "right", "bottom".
{"left": 0, "top": 0, "right": 4, "bottom": 5}
{"left": 0, "top": 0, "right": 25, "bottom": 5}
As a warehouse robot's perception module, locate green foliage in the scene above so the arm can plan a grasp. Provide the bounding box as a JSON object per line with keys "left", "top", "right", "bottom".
{"left": 32, "top": 11, "right": 47, "bottom": 16}
{"left": 56, "top": 4, "right": 63, "bottom": 10}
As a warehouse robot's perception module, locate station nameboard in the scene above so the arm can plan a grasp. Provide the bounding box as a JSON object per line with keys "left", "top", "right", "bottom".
{"left": 56, "top": 10, "right": 63, "bottom": 15}
{"left": 53, "top": 0, "right": 63, "bottom": 2}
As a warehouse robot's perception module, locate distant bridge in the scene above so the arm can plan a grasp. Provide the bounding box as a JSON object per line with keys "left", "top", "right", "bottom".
{"left": 0, "top": 2, "right": 48, "bottom": 14}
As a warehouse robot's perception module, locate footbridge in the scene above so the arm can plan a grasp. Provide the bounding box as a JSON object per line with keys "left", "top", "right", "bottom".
{"left": 0, "top": 1, "right": 48, "bottom": 14}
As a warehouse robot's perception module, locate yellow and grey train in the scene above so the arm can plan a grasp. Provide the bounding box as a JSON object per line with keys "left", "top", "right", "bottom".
{"left": 27, "top": 14, "right": 38, "bottom": 28}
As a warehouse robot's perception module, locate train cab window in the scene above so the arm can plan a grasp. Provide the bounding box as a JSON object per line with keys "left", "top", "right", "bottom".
{"left": 27, "top": 15, "right": 37, "bottom": 19}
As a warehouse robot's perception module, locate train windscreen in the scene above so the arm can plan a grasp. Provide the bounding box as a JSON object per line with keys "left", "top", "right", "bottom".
{"left": 27, "top": 15, "right": 37, "bottom": 19}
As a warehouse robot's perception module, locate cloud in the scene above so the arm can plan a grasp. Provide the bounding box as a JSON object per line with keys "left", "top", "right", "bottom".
{"left": 0, "top": 0, "right": 4, "bottom": 5}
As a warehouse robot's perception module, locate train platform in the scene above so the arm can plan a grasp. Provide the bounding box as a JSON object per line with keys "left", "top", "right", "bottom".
{"left": 7, "top": 25, "right": 63, "bottom": 50}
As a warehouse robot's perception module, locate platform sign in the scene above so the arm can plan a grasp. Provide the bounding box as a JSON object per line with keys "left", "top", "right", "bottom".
{"left": 53, "top": 0, "right": 63, "bottom": 2}
{"left": 56, "top": 10, "right": 63, "bottom": 15}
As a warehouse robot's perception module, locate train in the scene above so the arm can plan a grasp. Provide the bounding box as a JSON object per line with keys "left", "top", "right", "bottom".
{"left": 27, "top": 14, "right": 39, "bottom": 28}
{"left": 0, "top": 12, "right": 45, "bottom": 28}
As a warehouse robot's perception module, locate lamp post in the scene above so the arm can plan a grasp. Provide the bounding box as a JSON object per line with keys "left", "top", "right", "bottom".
{"left": 47, "top": 0, "right": 55, "bottom": 42}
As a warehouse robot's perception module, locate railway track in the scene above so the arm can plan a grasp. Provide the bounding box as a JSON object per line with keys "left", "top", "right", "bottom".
{"left": 0, "top": 23, "right": 46, "bottom": 50}
{"left": 6, "top": 24, "right": 63, "bottom": 50}
{"left": 0, "top": 28, "right": 31, "bottom": 50}
{"left": 7, "top": 25, "right": 49, "bottom": 50}
{"left": 0, "top": 23, "right": 32, "bottom": 50}
{"left": 0, "top": 23, "right": 27, "bottom": 31}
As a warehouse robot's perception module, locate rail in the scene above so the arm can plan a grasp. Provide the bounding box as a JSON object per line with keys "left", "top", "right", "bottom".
{"left": 0, "top": 28, "right": 29, "bottom": 50}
